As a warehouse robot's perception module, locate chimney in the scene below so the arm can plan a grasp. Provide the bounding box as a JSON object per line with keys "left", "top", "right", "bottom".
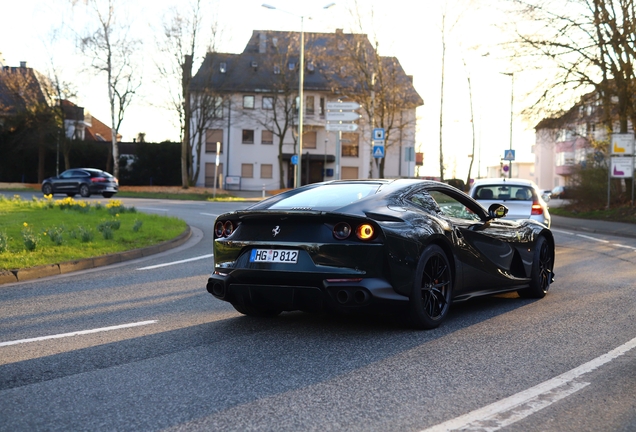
{"left": 20, "top": 61, "right": 27, "bottom": 68}
{"left": 335, "top": 29, "right": 343, "bottom": 35}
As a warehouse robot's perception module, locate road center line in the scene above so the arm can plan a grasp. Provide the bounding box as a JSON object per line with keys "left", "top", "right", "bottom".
{"left": 0, "top": 320, "right": 157, "bottom": 348}
{"left": 137, "top": 253, "right": 214, "bottom": 270}
{"left": 612, "top": 243, "right": 636, "bottom": 250}
{"left": 421, "top": 336, "right": 636, "bottom": 432}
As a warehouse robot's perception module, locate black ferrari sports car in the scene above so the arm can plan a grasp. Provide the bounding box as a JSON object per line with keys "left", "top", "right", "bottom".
{"left": 207, "top": 179, "right": 555, "bottom": 329}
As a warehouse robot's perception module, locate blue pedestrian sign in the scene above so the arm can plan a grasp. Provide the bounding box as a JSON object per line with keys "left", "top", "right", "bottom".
{"left": 373, "top": 128, "right": 385, "bottom": 140}
{"left": 373, "top": 145, "right": 385, "bottom": 158}
{"left": 291, "top": 154, "right": 298, "bottom": 165}
{"left": 503, "top": 149, "right": 516, "bottom": 161}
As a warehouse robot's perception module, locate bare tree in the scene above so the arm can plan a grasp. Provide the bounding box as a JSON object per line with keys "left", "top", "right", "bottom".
{"left": 326, "top": 9, "right": 422, "bottom": 179}
{"left": 509, "top": 0, "right": 636, "bottom": 133}
{"left": 156, "top": 0, "right": 225, "bottom": 187}
{"left": 77, "top": 0, "right": 140, "bottom": 179}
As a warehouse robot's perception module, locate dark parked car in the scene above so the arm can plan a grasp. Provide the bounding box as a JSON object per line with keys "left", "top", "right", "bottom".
{"left": 41, "top": 168, "right": 118, "bottom": 198}
{"left": 207, "top": 179, "right": 555, "bottom": 329}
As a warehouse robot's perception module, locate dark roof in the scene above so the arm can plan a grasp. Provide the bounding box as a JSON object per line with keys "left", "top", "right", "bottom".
{"left": 191, "top": 29, "right": 423, "bottom": 108}
{"left": 0, "top": 65, "right": 48, "bottom": 116}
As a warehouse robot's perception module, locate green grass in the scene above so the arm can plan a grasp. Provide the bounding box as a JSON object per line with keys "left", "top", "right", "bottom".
{"left": 550, "top": 205, "right": 636, "bottom": 224}
{"left": 0, "top": 195, "right": 187, "bottom": 271}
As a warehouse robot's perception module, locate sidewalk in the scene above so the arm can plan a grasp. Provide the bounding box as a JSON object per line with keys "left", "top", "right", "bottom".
{"left": 551, "top": 214, "right": 636, "bottom": 238}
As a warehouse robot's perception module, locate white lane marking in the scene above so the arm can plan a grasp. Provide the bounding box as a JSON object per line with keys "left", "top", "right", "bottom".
{"left": 612, "top": 243, "right": 636, "bottom": 250}
{"left": 136, "top": 207, "right": 169, "bottom": 212}
{"left": 550, "top": 229, "right": 575, "bottom": 235}
{"left": 200, "top": 213, "right": 218, "bottom": 217}
{"left": 0, "top": 320, "right": 157, "bottom": 348}
{"left": 576, "top": 234, "right": 609, "bottom": 243}
{"left": 137, "top": 253, "right": 214, "bottom": 270}
{"left": 422, "top": 336, "right": 636, "bottom": 432}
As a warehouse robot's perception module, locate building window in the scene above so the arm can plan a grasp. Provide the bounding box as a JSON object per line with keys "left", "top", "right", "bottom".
{"left": 342, "top": 166, "right": 358, "bottom": 179}
{"left": 241, "top": 163, "right": 254, "bottom": 178}
{"left": 205, "top": 129, "right": 223, "bottom": 153}
{"left": 243, "top": 95, "right": 255, "bottom": 109}
{"left": 205, "top": 162, "right": 224, "bottom": 188}
{"left": 262, "top": 130, "right": 273, "bottom": 144}
{"left": 262, "top": 96, "right": 274, "bottom": 110}
{"left": 242, "top": 129, "right": 254, "bottom": 144}
{"left": 261, "top": 164, "right": 273, "bottom": 179}
{"left": 220, "top": 62, "right": 227, "bottom": 73}
{"left": 306, "top": 96, "right": 315, "bottom": 115}
{"left": 212, "top": 97, "right": 223, "bottom": 118}
{"left": 307, "top": 60, "right": 315, "bottom": 72}
{"left": 274, "top": 65, "right": 281, "bottom": 74}
{"left": 342, "top": 132, "right": 359, "bottom": 157}
{"left": 303, "top": 131, "right": 317, "bottom": 149}
{"left": 288, "top": 62, "right": 296, "bottom": 70}
{"left": 319, "top": 97, "right": 325, "bottom": 116}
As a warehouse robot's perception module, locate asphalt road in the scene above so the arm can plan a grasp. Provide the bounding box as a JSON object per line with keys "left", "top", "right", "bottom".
{"left": 0, "top": 194, "right": 635, "bottom": 431}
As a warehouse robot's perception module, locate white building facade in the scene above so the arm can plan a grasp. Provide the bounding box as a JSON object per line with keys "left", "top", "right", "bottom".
{"left": 190, "top": 30, "right": 422, "bottom": 191}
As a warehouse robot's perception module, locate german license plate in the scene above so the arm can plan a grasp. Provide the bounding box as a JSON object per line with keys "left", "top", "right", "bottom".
{"left": 250, "top": 249, "right": 298, "bottom": 263}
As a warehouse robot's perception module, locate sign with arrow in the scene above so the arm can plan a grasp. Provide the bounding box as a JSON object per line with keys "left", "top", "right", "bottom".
{"left": 326, "top": 123, "right": 359, "bottom": 132}
{"left": 326, "top": 102, "right": 360, "bottom": 111}
{"left": 325, "top": 111, "right": 360, "bottom": 121}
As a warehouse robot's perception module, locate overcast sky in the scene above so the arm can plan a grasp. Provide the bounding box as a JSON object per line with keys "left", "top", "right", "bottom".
{"left": 1, "top": 0, "right": 542, "bottom": 179}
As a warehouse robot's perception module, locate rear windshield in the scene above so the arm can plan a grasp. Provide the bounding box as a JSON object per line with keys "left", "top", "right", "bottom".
{"left": 267, "top": 183, "right": 381, "bottom": 211}
{"left": 474, "top": 185, "right": 536, "bottom": 201}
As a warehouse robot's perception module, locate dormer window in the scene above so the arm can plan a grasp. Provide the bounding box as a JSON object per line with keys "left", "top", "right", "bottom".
{"left": 274, "top": 65, "right": 281, "bottom": 74}
{"left": 220, "top": 62, "right": 227, "bottom": 73}
{"left": 288, "top": 62, "right": 296, "bottom": 70}
{"left": 307, "top": 61, "right": 315, "bottom": 72}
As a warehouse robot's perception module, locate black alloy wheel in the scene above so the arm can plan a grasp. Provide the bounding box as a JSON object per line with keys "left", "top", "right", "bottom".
{"left": 408, "top": 245, "right": 453, "bottom": 329}
{"left": 42, "top": 184, "right": 53, "bottom": 196}
{"left": 518, "top": 236, "right": 554, "bottom": 299}
{"left": 79, "top": 184, "right": 91, "bottom": 198}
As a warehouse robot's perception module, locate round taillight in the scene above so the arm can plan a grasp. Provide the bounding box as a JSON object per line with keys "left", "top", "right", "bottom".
{"left": 215, "top": 221, "right": 225, "bottom": 237}
{"left": 333, "top": 222, "right": 352, "bottom": 240}
{"left": 223, "top": 221, "right": 234, "bottom": 237}
{"left": 356, "top": 224, "right": 374, "bottom": 240}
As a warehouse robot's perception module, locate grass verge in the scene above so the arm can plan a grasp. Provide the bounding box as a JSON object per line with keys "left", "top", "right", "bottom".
{"left": 550, "top": 205, "right": 636, "bottom": 224}
{"left": 0, "top": 195, "right": 187, "bottom": 271}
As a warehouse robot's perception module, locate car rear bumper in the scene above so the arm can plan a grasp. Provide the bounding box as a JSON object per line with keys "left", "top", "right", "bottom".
{"left": 206, "top": 271, "right": 409, "bottom": 313}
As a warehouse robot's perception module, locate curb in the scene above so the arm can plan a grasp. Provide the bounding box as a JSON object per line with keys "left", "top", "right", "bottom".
{"left": 1, "top": 226, "right": 192, "bottom": 285}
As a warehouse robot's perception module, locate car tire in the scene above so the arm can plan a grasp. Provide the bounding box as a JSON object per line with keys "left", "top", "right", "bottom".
{"left": 42, "top": 184, "right": 53, "bottom": 196}
{"left": 79, "top": 184, "right": 91, "bottom": 198}
{"left": 518, "top": 236, "right": 554, "bottom": 299}
{"left": 231, "top": 301, "right": 282, "bottom": 317}
{"left": 102, "top": 193, "right": 114, "bottom": 198}
{"left": 408, "top": 244, "right": 453, "bottom": 330}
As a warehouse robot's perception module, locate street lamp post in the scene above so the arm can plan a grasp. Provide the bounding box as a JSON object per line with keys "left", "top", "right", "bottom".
{"left": 262, "top": 3, "right": 335, "bottom": 188}
{"left": 501, "top": 72, "right": 514, "bottom": 178}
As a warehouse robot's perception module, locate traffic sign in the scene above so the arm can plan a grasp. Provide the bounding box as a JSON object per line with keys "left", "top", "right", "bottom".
{"left": 325, "top": 123, "right": 359, "bottom": 132}
{"left": 503, "top": 149, "right": 516, "bottom": 161}
{"left": 291, "top": 154, "right": 298, "bottom": 165}
{"left": 611, "top": 133, "right": 634, "bottom": 155}
{"left": 373, "top": 140, "right": 385, "bottom": 147}
{"left": 326, "top": 101, "right": 360, "bottom": 110}
{"left": 325, "top": 111, "right": 360, "bottom": 121}
{"left": 373, "top": 146, "right": 385, "bottom": 158}
{"left": 373, "top": 128, "right": 385, "bottom": 140}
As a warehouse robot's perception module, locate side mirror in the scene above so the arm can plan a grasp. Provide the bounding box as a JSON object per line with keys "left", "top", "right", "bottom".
{"left": 488, "top": 204, "right": 508, "bottom": 219}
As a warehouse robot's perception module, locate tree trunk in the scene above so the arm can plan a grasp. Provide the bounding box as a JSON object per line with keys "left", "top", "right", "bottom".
{"left": 181, "top": 55, "right": 193, "bottom": 188}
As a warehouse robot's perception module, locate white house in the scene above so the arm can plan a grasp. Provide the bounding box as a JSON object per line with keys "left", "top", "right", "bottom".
{"left": 189, "top": 29, "right": 423, "bottom": 191}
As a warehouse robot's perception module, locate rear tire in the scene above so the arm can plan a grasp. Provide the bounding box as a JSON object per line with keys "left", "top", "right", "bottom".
{"left": 518, "top": 236, "right": 554, "bottom": 299}
{"left": 79, "top": 184, "right": 91, "bottom": 198}
{"left": 42, "top": 184, "right": 53, "bottom": 196}
{"left": 408, "top": 245, "right": 453, "bottom": 329}
{"left": 231, "top": 302, "right": 282, "bottom": 317}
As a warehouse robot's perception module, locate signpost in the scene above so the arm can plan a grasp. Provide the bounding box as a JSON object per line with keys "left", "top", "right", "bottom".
{"left": 610, "top": 133, "right": 635, "bottom": 207}
{"left": 325, "top": 101, "right": 361, "bottom": 180}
